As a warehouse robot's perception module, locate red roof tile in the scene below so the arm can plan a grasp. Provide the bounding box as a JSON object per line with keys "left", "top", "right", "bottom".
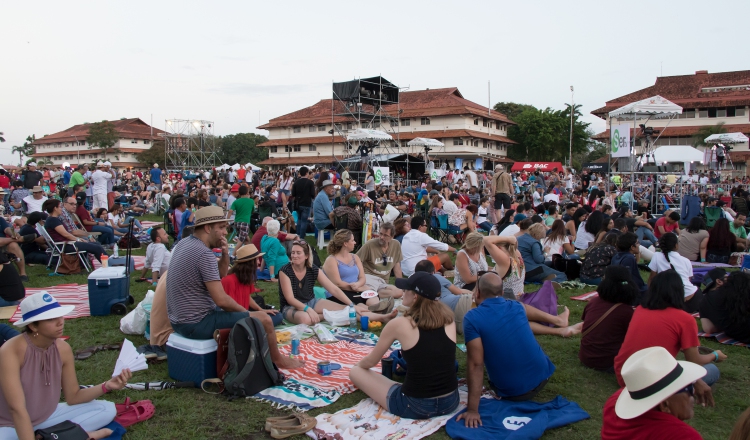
{"left": 33, "top": 118, "right": 165, "bottom": 144}
{"left": 592, "top": 124, "right": 750, "bottom": 141}
{"left": 32, "top": 147, "right": 148, "bottom": 158}
{"left": 592, "top": 70, "right": 750, "bottom": 118}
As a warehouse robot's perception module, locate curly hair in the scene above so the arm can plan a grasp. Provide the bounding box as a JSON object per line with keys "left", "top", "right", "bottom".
{"left": 327, "top": 229, "right": 353, "bottom": 255}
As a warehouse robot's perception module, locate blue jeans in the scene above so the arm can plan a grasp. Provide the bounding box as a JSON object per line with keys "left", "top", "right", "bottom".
{"left": 702, "top": 363, "right": 720, "bottom": 386}
{"left": 92, "top": 225, "right": 116, "bottom": 245}
{"left": 579, "top": 277, "right": 602, "bottom": 285}
{"left": 386, "top": 384, "right": 459, "bottom": 419}
{"left": 478, "top": 221, "right": 493, "bottom": 232}
{"left": 171, "top": 308, "right": 250, "bottom": 340}
{"left": 526, "top": 265, "right": 567, "bottom": 283}
{"left": 636, "top": 227, "right": 657, "bottom": 248}
{"left": 295, "top": 205, "right": 312, "bottom": 238}
{"left": 0, "top": 324, "right": 19, "bottom": 347}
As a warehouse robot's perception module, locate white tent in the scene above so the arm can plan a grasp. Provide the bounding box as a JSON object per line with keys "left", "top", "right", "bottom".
{"left": 643, "top": 145, "right": 704, "bottom": 172}
{"left": 407, "top": 137, "right": 444, "bottom": 147}
{"left": 217, "top": 163, "right": 230, "bottom": 171}
{"left": 346, "top": 128, "right": 393, "bottom": 141}
{"left": 244, "top": 162, "right": 262, "bottom": 171}
{"left": 704, "top": 132, "right": 749, "bottom": 144}
{"left": 609, "top": 95, "right": 683, "bottom": 119}
{"left": 230, "top": 163, "right": 241, "bottom": 170}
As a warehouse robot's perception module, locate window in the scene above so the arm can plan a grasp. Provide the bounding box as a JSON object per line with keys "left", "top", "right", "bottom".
{"left": 716, "top": 108, "right": 727, "bottom": 118}
{"left": 308, "top": 145, "right": 317, "bottom": 151}
{"left": 496, "top": 122, "right": 502, "bottom": 129}
{"left": 453, "top": 138, "right": 464, "bottom": 145}
{"left": 401, "top": 119, "right": 410, "bottom": 126}
{"left": 293, "top": 145, "right": 301, "bottom": 152}
{"left": 346, "top": 122, "right": 353, "bottom": 130}
{"left": 473, "top": 140, "right": 479, "bottom": 147}
{"left": 698, "top": 108, "right": 708, "bottom": 118}
{"left": 269, "top": 146, "right": 277, "bottom": 153}
{"left": 309, "top": 126, "right": 316, "bottom": 132}
{"left": 318, "top": 125, "right": 326, "bottom": 132}
{"left": 390, "top": 120, "right": 399, "bottom": 127}
{"left": 482, "top": 118, "right": 488, "bottom": 127}
{"left": 736, "top": 107, "right": 746, "bottom": 117}
{"left": 334, "top": 123, "right": 343, "bottom": 130}
{"left": 362, "top": 122, "right": 370, "bottom": 129}
{"left": 293, "top": 127, "right": 301, "bottom": 133}
{"left": 474, "top": 119, "right": 479, "bottom": 125}
{"left": 284, "top": 146, "right": 290, "bottom": 152}
{"left": 421, "top": 118, "right": 430, "bottom": 125}
{"left": 131, "top": 139, "right": 137, "bottom": 143}
{"left": 144, "top": 140, "right": 150, "bottom": 145}
{"left": 678, "top": 109, "right": 696, "bottom": 119}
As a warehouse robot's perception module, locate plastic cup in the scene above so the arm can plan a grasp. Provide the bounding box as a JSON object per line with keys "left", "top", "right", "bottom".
{"left": 101, "top": 255, "right": 108, "bottom": 268}
{"left": 360, "top": 315, "right": 369, "bottom": 331}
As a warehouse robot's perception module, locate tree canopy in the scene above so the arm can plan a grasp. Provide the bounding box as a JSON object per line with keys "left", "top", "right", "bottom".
{"left": 12, "top": 135, "right": 36, "bottom": 166}
{"left": 135, "top": 141, "right": 166, "bottom": 169}
{"left": 87, "top": 120, "right": 121, "bottom": 161}
{"left": 216, "top": 133, "right": 268, "bottom": 166}
{"left": 692, "top": 122, "right": 726, "bottom": 148}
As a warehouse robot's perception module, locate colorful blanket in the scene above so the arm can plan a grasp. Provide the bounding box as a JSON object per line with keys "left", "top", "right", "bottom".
{"left": 570, "top": 291, "right": 599, "bottom": 301}
{"left": 10, "top": 284, "right": 90, "bottom": 322}
{"left": 251, "top": 378, "right": 341, "bottom": 412}
{"left": 278, "top": 339, "right": 389, "bottom": 394}
{"left": 140, "top": 221, "right": 162, "bottom": 228}
{"left": 698, "top": 332, "right": 749, "bottom": 347}
{"left": 91, "top": 255, "right": 146, "bottom": 271}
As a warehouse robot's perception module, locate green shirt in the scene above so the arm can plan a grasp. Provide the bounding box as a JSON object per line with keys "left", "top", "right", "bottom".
{"left": 730, "top": 221, "right": 747, "bottom": 239}
{"left": 230, "top": 197, "right": 255, "bottom": 224}
{"left": 70, "top": 171, "right": 85, "bottom": 188}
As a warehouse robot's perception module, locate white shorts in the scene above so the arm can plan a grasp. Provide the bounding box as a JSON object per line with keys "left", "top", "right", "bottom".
{"left": 364, "top": 274, "right": 389, "bottom": 292}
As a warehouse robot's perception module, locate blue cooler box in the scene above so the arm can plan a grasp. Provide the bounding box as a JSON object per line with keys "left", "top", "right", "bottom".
{"left": 108, "top": 256, "right": 135, "bottom": 272}
{"left": 166, "top": 333, "right": 217, "bottom": 386}
{"left": 88, "top": 267, "right": 129, "bottom": 316}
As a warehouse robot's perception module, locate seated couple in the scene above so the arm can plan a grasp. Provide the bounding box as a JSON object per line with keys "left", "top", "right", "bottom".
{"left": 165, "top": 206, "right": 302, "bottom": 369}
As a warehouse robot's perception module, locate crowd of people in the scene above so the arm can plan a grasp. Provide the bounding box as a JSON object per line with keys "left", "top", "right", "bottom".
{"left": 1, "top": 158, "right": 750, "bottom": 439}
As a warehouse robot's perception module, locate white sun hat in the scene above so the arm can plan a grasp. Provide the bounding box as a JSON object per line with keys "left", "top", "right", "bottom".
{"left": 615, "top": 346, "right": 706, "bottom": 420}
{"left": 14, "top": 291, "right": 75, "bottom": 327}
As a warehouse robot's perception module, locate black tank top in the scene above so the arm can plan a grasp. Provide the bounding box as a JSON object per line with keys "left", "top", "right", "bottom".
{"left": 400, "top": 327, "right": 458, "bottom": 398}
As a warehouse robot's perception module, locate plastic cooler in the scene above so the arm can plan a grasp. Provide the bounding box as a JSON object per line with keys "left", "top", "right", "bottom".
{"left": 166, "top": 333, "right": 217, "bottom": 386}
{"left": 88, "top": 267, "right": 130, "bottom": 316}
{"left": 108, "top": 256, "right": 135, "bottom": 272}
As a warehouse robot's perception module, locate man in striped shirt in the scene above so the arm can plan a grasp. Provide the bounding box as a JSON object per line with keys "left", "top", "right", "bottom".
{"left": 166, "top": 206, "right": 303, "bottom": 369}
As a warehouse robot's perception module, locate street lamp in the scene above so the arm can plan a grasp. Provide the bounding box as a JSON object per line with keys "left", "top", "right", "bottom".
{"left": 71, "top": 135, "right": 80, "bottom": 165}
{"left": 569, "top": 86, "right": 574, "bottom": 169}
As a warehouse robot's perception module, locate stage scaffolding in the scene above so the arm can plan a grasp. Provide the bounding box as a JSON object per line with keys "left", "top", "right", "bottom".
{"left": 162, "top": 119, "right": 219, "bottom": 170}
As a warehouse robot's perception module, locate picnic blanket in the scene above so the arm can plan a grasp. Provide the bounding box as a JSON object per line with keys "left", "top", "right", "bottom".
{"left": 691, "top": 262, "right": 737, "bottom": 268}
{"left": 570, "top": 291, "right": 599, "bottom": 301}
{"left": 278, "top": 339, "right": 389, "bottom": 394}
{"left": 251, "top": 378, "right": 341, "bottom": 412}
{"left": 140, "top": 221, "right": 162, "bottom": 228}
{"left": 698, "top": 332, "right": 749, "bottom": 347}
{"left": 91, "top": 255, "right": 146, "bottom": 271}
{"left": 446, "top": 395, "right": 590, "bottom": 440}
{"left": 10, "top": 284, "right": 90, "bottom": 322}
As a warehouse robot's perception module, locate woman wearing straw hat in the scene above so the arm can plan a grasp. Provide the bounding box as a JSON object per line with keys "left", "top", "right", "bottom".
{"left": 602, "top": 346, "right": 707, "bottom": 439}
{"left": 0, "top": 292, "right": 132, "bottom": 439}
{"left": 221, "top": 244, "right": 283, "bottom": 327}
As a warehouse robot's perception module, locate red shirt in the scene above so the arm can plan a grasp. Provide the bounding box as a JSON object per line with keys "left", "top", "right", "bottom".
{"left": 0, "top": 175, "right": 10, "bottom": 189}
{"left": 237, "top": 169, "right": 246, "bottom": 180}
{"left": 614, "top": 307, "right": 699, "bottom": 386}
{"left": 654, "top": 216, "right": 678, "bottom": 239}
{"left": 221, "top": 273, "right": 252, "bottom": 310}
{"left": 601, "top": 389, "right": 703, "bottom": 440}
{"left": 76, "top": 205, "right": 95, "bottom": 232}
{"left": 251, "top": 226, "right": 287, "bottom": 251}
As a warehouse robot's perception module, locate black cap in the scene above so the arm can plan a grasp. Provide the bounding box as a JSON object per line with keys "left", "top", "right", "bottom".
{"left": 395, "top": 272, "right": 441, "bottom": 300}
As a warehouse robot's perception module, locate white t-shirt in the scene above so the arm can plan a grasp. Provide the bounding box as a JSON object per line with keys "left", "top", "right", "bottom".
{"left": 442, "top": 200, "right": 458, "bottom": 215}
{"left": 542, "top": 235, "right": 570, "bottom": 261}
{"left": 544, "top": 193, "right": 560, "bottom": 204}
{"left": 465, "top": 170, "right": 478, "bottom": 188}
{"left": 477, "top": 206, "right": 488, "bottom": 223}
{"left": 699, "top": 176, "right": 708, "bottom": 185}
{"left": 532, "top": 191, "right": 542, "bottom": 207}
{"left": 499, "top": 224, "right": 520, "bottom": 237}
{"left": 145, "top": 242, "right": 172, "bottom": 274}
{"left": 108, "top": 212, "right": 122, "bottom": 227}
{"left": 23, "top": 195, "right": 47, "bottom": 213}
{"left": 648, "top": 251, "right": 697, "bottom": 298}
{"left": 574, "top": 221, "right": 596, "bottom": 249}
{"left": 91, "top": 170, "right": 111, "bottom": 195}
{"left": 401, "top": 230, "right": 449, "bottom": 276}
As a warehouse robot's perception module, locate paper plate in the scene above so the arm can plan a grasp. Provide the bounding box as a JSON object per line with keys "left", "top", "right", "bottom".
{"left": 360, "top": 290, "right": 378, "bottom": 299}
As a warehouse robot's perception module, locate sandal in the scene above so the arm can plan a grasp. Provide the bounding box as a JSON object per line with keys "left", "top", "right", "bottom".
{"left": 269, "top": 413, "right": 316, "bottom": 439}
{"left": 368, "top": 297, "right": 394, "bottom": 314}
{"left": 114, "top": 397, "right": 155, "bottom": 428}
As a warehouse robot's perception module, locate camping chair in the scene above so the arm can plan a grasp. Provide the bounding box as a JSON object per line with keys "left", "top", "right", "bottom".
{"left": 70, "top": 213, "right": 102, "bottom": 242}
{"left": 36, "top": 223, "right": 92, "bottom": 275}
{"left": 429, "top": 215, "right": 446, "bottom": 242}
{"left": 163, "top": 209, "right": 176, "bottom": 239}
{"left": 704, "top": 206, "right": 723, "bottom": 228}
{"left": 437, "top": 214, "right": 466, "bottom": 244}
{"left": 157, "top": 196, "right": 170, "bottom": 215}
{"left": 660, "top": 197, "right": 670, "bottom": 214}
{"left": 335, "top": 213, "right": 361, "bottom": 250}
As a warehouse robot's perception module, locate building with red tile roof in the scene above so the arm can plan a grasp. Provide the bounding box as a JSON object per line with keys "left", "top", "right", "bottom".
{"left": 256, "top": 87, "right": 516, "bottom": 169}
{"left": 31, "top": 118, "right": 164, "bottom": 170}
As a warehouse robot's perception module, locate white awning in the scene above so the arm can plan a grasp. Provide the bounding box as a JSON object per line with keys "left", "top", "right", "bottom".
{"left": 609, "top": 95, "right": 683, "bottom": 119}
{"left": 230, "top": 163, "right": 241, "bottom": 170}
{"left": 407, "top": 137, "right": 445, "bottom": 147}
{"left": 704, "top": 132, "right": 749, "bottom": 144}
{"left": 339, "top": 153, "right": 403, "bottom": 163}
{"left": 648, "top": 145, "right": 704, "bottom": 164}
{"left": 346, "top": 128, "right": 393, "bottom": 141}
{"left": 244, "top": 162, "right": 262, "bottom": 171}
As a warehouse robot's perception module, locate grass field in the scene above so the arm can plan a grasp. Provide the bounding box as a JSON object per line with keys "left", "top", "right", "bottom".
{"left": 13, "top": 214, "right": 750, "bottom": 439}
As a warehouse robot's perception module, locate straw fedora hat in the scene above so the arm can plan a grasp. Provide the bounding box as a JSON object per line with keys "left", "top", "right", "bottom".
{"left": 236, "top": 244, "right": 264, "bottom": 263}
{"left": 15, "top": 291, "right": 74, "bottom": 327}
{"left": 194, "top": 206, "right": 227, "bottom": 227}
{"left": 32, "top": 186, "right": 44, "bottom": 193}
{"left": 615, "top": 346, "right": 706, "bottom": 420}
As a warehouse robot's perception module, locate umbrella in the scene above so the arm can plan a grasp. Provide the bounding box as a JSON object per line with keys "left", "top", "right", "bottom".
{"left": 81, "top": 381, "right": 195, "bottom": 391}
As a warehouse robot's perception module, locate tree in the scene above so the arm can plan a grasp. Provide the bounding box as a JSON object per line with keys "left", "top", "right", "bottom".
{"left": 135, "top": 141, "right": 166, "bottom": 169}
{"left": 12, "top": 135, "right": 36, "bottom": 166}
{"left": 692, "top": 122, "right": 726, "bottom": 148}
{"left": 216, "top": 133, "right": 268, "bottom": 165}
{"left": 0, "top": 132, "right": 5, "bottom": 143}
{"left": 87, "top": 120, "right": 121, "bottom": 161}
{"left": 493, "top": 102, "right": 537, "bottom": 121}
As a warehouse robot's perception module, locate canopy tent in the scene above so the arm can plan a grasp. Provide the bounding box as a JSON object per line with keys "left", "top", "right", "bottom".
{"left": 216, "top": 163, "right": 231, "bottom": 171}
{"left": 346, "top": 128, "right": 393, "bottom": 141}
{"left": 407, "top": 137, "right": 445, "bottom": 147}
{"left": 511, "top": 161, "right": 564, "bottom": 172}
{"left": 609, "top": 95, "right": 683, "bottom": 119}
{"left": 704, "top": 132, "right": 749, "bottom": 144}
{"left": 230, "top": 163, "right": 241, "bottom": 170}
{"left": 642, "top": 145, "right": 704, "bottom": 171}
{"left": 244, "top": 162, "right": 262, "bottom": 171}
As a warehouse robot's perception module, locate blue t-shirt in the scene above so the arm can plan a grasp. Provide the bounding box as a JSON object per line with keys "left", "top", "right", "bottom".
{"left": 434, "top": 273, "right": 460, "bottom": 310}
{"left": 312, "top": 191, "right": 333, "bottom": 230}
{"left": 150, "top": 168, "right": 162, "bottom": 184}
{"left": 464, "top": 297, "right": 555, "bottom": 397}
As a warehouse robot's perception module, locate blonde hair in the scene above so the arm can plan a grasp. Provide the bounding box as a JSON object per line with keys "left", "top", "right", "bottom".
{"left": 404, "top": 295, "right": 454, "bottom": 330}
{"left": 327, "top": 229, "right": 352, "bottom": 255}
{"left": 463, "top": 232, "right": 484, "bottom": 253}
{"left": 527, "top": 223, "right": 546, "bottom": 240}
{"left": 498, "top": 240, "right": 519, "bottom": 264}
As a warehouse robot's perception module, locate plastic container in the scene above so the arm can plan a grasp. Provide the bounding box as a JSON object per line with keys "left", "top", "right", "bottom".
{"left": 166, "top": 333, "right": 218, "bottom": 386}
{"left": 348, "top": 303, "right": 356, "bottom": 329}
{"left": 88, "top": 267, "right": 129, "bottom": 316}
{"left": 100, "top": 255, "right": 109, "bottom": 268}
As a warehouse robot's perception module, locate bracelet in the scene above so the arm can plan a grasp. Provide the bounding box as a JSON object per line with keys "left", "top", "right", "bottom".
{"left": 303, "top": 305, "right": 309, "bottom": 312}
{"left": 713, "top": 351, "right": 718, "bottom": 362}
{"left": 701, "top": 258, "right": 706, "bottom": 262}
{"left": 101, "top": 382, "right": 109, "bottom": 394}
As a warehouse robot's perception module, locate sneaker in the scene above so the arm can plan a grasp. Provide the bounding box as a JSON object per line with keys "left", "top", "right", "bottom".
{"left": 151, "top": 345, "right": 168, "bottom": 361}
{"left": 136, "top": 344, "right": 157, "bottom": 360}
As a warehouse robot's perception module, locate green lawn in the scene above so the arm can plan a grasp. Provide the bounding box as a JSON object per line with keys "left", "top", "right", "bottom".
{"left": 13, "top": 214, "right": 750, "bottom": 439}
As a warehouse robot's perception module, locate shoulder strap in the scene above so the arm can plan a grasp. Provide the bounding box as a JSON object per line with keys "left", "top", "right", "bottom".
{"left": 582, "top": 303, "right": 622, "bottom": 339}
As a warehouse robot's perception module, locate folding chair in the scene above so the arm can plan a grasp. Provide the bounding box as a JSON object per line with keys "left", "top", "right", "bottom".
{"left": 704, "top": 206, "right": 723, "bottom": 228}
{"left": 36, "top": 223, "right": 92, "bottom": 275}
{"left": 429, "top": 215, "right": 446, "bottom": 242}
{"left": 70, "top": 213, "right": 101, "bottom": 241}
{"left": 437, "top": 214, "right": 467, "bottom": 244}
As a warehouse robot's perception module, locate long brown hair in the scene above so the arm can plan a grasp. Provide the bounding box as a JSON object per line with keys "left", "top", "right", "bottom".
{"left": 228, "top": 257, "right": 258, "bottom": 286}
{"left": 546, "top": 219, "right": 567, "bottom": 244}
{"left": 404, "top": 295, "right": 454, "bottom": 330}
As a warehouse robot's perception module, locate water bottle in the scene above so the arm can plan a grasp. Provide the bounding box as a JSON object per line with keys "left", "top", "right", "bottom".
{"left": 228, "top": 243, "right": 235, "bottom": 257}
{"left": 112, "top": 243, "right": 119, "bottom": 258}
{"left": 348, "top": 303, "right": 356, "bottom": 329}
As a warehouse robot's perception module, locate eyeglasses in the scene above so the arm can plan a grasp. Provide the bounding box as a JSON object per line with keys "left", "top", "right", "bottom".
{"left": 677, "top": 383, "right": 694, "bottom": 396}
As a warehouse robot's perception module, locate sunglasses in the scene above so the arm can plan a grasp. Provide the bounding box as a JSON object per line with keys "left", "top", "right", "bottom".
{"left": 292, "top": 239, "right": 308, "bottom": 247}
{"left": 678, "top": 383, "right": 694, "bottom": 396}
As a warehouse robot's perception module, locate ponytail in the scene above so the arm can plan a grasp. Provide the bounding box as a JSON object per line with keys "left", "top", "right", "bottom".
{"left": 658, "top": 232, "right": 678, "bottom": 270}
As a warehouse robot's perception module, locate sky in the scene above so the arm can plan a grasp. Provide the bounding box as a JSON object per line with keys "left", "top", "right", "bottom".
{"left": 2, "top": 0, "right": 749, "bottom": 165}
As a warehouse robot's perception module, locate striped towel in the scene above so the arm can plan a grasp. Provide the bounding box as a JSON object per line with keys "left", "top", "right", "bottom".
{"left": 278, "top": 339, "right": 389, "bottom": 394}
{"left": 91, "top": 255, "right": 146, "bottom": 271}
{"left": 140, "top": 221, "right": 162, "bottom": 228}
{"left": 570, "top": 291, "right": 599, "bottom": 301}
{"left": 10, "top": 284, "right": 90, "bottom": 322}
{"left": 251, "top": 378, "right": 341, "bottom": 412}
{"left": 698, "top": 332, "right": 749, "bottom": 347}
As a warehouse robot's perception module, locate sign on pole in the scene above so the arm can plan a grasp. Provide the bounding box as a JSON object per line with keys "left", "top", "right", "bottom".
{"left": 610, "top": 124, "right": 631, "bottom": 158}
{"left": 373, "top": 167, "right": 390, "bottom": 185}
{"left": 430, "top": 169, "right": 446, "bottom": 181}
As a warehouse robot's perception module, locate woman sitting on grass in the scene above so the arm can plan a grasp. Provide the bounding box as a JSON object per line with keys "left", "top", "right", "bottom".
{"left": 678, "top": 217, "right": 709, "bottom": 262}
{"left": 453, "top": 232, "right": 488, "bottom": 291}
{"left": 579, "top": 234, "right": 618, "bottom": 286}
{"left": 541, "top": 219, "right": 575, "bottom": 263}
{"left": 579, "top": 266, "right": 638, "bottom": 372}
{"left": 0, "top": 292, "right": 131, "bottom": 439}
{"left": 491, "top": 209, "right": 516, "bottom": 236}
{"left": 278, "top": 240, "right": 396, "bottom": 326}
{"left": 648, "top": 233, "right": 701, "bottom": 313}
{"left": 706, "top": 218, "right": 738, "bottom": 264}
{"left": 700, "top": 271, "right": 750, "bottom": 344}
{"left": 221, "top": 244, "right": 282, "bottom": 327}
{"left": 350, "top": 272, "right": 459, "bottom": 419}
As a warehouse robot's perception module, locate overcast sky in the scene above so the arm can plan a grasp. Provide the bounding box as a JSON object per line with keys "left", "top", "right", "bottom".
{"left": 2, "top": 0, "right": 748, "bottom": 165}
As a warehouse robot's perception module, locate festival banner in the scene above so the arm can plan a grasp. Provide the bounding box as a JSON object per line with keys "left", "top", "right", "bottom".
{"left": 610, "top": 124, "right": 631, "bottom": 158}
{"left": 373, "top": 167, "right": 390, "bottom": 185}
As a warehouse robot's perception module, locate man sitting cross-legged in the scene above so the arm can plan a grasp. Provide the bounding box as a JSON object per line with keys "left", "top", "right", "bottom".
{"left": 356, "top": 222, "right": 404, "bottom": 299}
{"left": 166, "top": 206, "right": 303, "bottom": 369}
{"left": 457, "top": 271, "right": 557, "bottom": 428}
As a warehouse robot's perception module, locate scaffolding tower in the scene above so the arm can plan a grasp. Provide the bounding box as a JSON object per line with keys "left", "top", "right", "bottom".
{"left": 163, "top": 119, "right": 219, "bottom": 170}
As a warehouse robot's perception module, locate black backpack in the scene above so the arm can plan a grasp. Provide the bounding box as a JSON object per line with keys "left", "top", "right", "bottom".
{"left": 222, "top": 317, "right": 283, "bottom": 397}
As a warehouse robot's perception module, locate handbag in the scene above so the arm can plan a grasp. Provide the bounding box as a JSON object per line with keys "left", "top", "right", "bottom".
{"left": 34, "top": 420, "right": 88, "bottom": 440}
{"left": 581, "top": 303, "right": 622, "bottom": 339}
{"left": 57, "top": 253, "right": 82, "bottom": 275}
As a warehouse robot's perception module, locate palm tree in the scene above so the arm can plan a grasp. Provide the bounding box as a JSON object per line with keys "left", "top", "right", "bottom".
{"left": 0, "top": 132, "right": 5, "bottom": 143}
{"left": 692, "top": 122, "right": 727, "bottom": 148}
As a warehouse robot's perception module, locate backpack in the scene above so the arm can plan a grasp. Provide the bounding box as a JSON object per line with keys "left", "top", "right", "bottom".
{"left": 214, "top": 317, "right": 283, "bottom": 398}
{"left": 118, "top": 233, "right": 141, "bottom": 249}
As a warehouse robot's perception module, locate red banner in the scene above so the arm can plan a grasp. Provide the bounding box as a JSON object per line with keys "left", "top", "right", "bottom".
{"left": 510, "top": 162, "right": 564, "bottom": 172}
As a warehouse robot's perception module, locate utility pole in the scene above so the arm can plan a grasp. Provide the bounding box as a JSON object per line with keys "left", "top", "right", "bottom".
{"left": 569, "top": 86, "right": 574, "bottom": 168}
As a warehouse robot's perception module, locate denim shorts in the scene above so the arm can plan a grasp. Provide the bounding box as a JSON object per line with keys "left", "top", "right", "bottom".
{"left": 281, "top": 298, "right": 321, "bottom": 320}
{"left": 386, "top": 384, "right": 459, "bottom": 419}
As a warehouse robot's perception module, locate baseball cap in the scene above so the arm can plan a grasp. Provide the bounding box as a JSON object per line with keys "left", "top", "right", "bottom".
{"left": 28, "top": 162, "right": 37, "bottom": 167}
{"left": 230, "top": 184, "right": 240, "bottom": 192}
{"left": 395, "top": 272, "right": 441, "bottom": 300}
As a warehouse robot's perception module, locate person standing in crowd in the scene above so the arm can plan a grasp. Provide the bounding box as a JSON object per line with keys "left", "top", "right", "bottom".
{"left": 464, "top": 166, "right": 478, "bottom": 189}
{"left": 313, "top": 180, "right": 335, "bottom": 231}
{"left": 90, "top": 162, "right": 113, "bottom": 211}
{"left": 291, "top": 166, "right": 315, "bottom": 237}
{"left": 226, "top": 186, "right": 255, "bottom": 255}
{"left": 103, "top": 162, "right": 116, "bottom": 210}
{"left": 20, "top": 162, "right": 42, "bottom": 190}
{"left": 150, "top": 163, "right": 163, "bottom": 186}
